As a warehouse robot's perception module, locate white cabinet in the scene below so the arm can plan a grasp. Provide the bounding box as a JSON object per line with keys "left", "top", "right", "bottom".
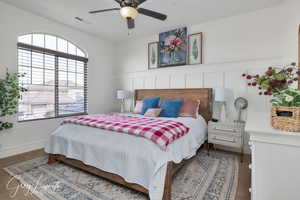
{"left": 246, "top": 112, "right": 300, "bottom": 200}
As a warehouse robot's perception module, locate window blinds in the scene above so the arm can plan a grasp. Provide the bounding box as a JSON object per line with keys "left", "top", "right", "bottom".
{"left": 17, "top": 43, "right": 88, "bottom": 121}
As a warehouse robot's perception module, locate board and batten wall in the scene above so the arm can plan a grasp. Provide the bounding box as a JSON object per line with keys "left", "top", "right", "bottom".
{"left": 115, "top": 0, "right": 300, "bottom": 153}
{"left": 0, "top": 2, "right": 118, "bottom": 158}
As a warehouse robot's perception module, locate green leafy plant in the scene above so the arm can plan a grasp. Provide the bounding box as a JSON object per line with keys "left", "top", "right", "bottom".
{"left": 0, "top": 70, "right": 26, "bottom": 131}
{"left": 271, "top": 89, "right": 300, "bottom": 107}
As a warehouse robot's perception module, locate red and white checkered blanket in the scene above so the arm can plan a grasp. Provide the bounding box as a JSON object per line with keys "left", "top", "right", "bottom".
{"left": 62, "top": 114, "right": 190, "bottom": 150}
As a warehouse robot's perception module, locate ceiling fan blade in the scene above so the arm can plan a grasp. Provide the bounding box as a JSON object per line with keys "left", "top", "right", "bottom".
{"left": 134, "top": 0, "right": 147, "bottom": 5}
{"left": 114, "top": 0, "right": 122, "bottom": 5}
{"left": 89, "top": 8, "right": 120, "bottom": 14}
{"left": 127, "top": 18, "right": 135, "bottom": 29}
{"left": 138, "top": 8, "right": 167, "bottom": 21}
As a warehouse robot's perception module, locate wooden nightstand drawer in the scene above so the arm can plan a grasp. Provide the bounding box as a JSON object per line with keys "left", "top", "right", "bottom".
{"left": 209, "top": 127, "right": 242, "bottom": 136}
{"left": 209, "top": 123, "right": 243, "bottom": 134}
{"left": 208, "top": 132, "right": 242, "bottom": 148}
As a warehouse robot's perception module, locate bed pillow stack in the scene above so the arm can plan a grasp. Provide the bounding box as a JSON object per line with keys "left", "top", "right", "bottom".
{"left": 137, "top": 97, "right": 200, "bottom": 118}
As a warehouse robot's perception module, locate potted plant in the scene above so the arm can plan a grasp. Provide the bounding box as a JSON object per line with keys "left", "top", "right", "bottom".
{"left": 0, "top": 70, "right": 26, "bottom": 131}
{"left": 242, "top": 63, "right": 300, "bottom": 131}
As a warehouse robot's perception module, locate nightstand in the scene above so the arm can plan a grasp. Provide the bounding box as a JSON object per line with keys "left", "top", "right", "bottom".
{"left": 208, "top": 121, "right": 245, "bottom": 162}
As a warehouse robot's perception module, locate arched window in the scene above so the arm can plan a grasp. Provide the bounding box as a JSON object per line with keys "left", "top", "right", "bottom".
{"left": 17, "top": 33, "right": 88, "bottom": 121}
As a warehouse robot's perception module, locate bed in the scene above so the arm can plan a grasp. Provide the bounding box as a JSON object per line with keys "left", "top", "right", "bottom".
{"left": 46, "top": 88, "right": 212, "bottom": 200}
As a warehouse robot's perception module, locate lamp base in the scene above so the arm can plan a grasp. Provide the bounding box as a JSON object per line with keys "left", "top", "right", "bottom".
{"left": 219, "top": 102, "right": 227, "bottom": 122}
{"left": 120, "top": 99, "right": 125, "bottom": 113}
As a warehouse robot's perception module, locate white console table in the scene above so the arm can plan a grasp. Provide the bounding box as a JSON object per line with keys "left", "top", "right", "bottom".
{"left": 245, "top": 111, "right": 300, "bottom": 200}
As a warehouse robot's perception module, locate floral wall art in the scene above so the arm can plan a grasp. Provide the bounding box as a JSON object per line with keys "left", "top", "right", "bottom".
{"left": 159, "top": 27, "right": 188, "bottom": 67}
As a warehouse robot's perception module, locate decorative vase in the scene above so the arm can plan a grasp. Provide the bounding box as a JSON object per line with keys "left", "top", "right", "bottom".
{"left": 170, "top": 51, "right": 176, "bottom": 64}
{"left": 271, "top": 106, "right": 300, "bottom": 132}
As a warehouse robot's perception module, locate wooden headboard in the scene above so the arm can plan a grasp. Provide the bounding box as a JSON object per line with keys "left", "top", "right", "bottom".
{"left": 134, "top": 88, "right": 213, "bottom": 122}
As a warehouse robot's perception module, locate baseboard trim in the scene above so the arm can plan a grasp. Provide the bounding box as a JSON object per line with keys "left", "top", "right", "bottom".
{"left": 0, "top": 139, "right": 46, "bottom": 159}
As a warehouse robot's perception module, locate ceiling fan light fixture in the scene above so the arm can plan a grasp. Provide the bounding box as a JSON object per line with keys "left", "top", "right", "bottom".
{"left": 120, "top": 6, "right": 138, "bottom": 19}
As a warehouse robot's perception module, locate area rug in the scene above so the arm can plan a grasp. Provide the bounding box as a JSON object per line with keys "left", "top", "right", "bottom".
{"left": 4, "top": 151, "right": 239, "bottom": 200}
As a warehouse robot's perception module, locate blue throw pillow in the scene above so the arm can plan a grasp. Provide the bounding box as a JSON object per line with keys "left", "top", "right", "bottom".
{"left": 141, "top": 97, "right": 160, "bottom": 114}
{"left": 160, "top": 100, "right": 183, "bottom": 118}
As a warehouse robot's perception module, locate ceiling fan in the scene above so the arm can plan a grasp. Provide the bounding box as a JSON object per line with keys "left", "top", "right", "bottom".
{"left": 89, "top": 0, "right": 167, "bottom": 29}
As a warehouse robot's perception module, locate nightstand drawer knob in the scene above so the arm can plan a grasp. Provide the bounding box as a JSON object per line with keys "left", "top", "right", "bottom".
{"left": 213, "top": 136, "right": 236, "bottom": 143}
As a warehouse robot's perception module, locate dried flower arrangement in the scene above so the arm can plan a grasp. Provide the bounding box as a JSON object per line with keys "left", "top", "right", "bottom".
{"left": 242, "top": 62, "right": 299, "bottom": 96}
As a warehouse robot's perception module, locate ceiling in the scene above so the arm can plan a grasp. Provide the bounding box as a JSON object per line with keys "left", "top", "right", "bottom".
{"left": 1, "top": 0, "right": 284, "bottom": 42}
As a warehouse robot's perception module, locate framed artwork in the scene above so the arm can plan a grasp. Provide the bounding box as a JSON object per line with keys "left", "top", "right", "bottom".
{"left": 188, "top": 32, "right": 203, "bottom": 65}
{"left": 148, "top": 42, "right": 159, "bottom": 70}
{"left": 159, "top": 27, "right": 188, "bottom": 67}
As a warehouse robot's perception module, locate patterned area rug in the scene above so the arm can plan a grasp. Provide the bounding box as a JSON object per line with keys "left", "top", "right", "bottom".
{"left": 4, "top": 151, "right": 239, "bottom": 200}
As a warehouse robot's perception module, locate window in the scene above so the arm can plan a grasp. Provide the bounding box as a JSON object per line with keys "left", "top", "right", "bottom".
{"left": 17, "top": 33, "right": 88, "bottom": 121}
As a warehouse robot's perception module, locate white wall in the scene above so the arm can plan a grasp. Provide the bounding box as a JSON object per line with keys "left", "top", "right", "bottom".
{"left": 115, "top": 0, "right": 300, "bottom": 153}
{"left": 0, "top": 2, "right": 117, "bottom": 158}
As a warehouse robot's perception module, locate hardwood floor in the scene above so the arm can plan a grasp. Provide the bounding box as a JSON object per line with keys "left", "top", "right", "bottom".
{"left": 0, "top": 149, "right": 251, "bottom": 200}
{"left": 235, "top": 154, "right": 251, "bottom": 200}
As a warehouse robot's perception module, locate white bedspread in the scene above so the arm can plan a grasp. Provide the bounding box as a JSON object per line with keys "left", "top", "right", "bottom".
{"left": 45, "top": 114, "right": 207, "bottom": 200}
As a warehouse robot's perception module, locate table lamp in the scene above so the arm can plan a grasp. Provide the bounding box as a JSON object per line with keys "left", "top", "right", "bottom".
{"left": 214, "top": 88, "right": 228, "bottom": 122}
{"left": 117, "top": 90, "right": 129, "bottom": 113}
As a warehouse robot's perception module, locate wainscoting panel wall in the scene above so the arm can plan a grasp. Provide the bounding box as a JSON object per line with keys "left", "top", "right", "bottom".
{"left": 170, "top": 73, "right": 186, "bottom": 89}
{"left": 145, "top": 76, "right": 156, "bottom": 89}
{"left": 186, "top": 71, "right": 204, "bottom": 88}
{"left": 156, "top": 74, "right": 171, "bottom": 89}
{"left": 117, "top": 58, "right": 282, "bottom": 115}
{"left": 116, "top": 58, "right": 284, "bottom": 154}
{"left": 203, "top": 72, "right": 224, "bottom": 88}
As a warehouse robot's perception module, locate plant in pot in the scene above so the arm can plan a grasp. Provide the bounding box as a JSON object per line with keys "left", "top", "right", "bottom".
{"left": 242, "top": 62, "right": 300, "bottom": 132}
{"left": 0, "top": 70, "right": 26, "bottom": 131}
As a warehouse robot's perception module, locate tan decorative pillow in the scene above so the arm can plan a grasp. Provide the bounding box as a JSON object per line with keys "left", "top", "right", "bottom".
{"left": 133, "top": 100, "right": 143, "bottom": 114}
{"left": 144, "top": 108, "right": 162, "bottom": 117}
{"left": 179, "top": 100, "right": 200, "bottom": 118}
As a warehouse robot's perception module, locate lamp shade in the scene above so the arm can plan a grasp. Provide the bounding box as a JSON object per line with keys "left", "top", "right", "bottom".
{"left": 214, "top": 88, "right": 228, "bottom": 102}
{"left": 117, "top": 90, "right": 130, "bottom": 99}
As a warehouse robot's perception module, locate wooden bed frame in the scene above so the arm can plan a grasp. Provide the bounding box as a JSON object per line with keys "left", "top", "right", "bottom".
{"left": 48, "top": 88, "right": 212, "bottom": 200}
